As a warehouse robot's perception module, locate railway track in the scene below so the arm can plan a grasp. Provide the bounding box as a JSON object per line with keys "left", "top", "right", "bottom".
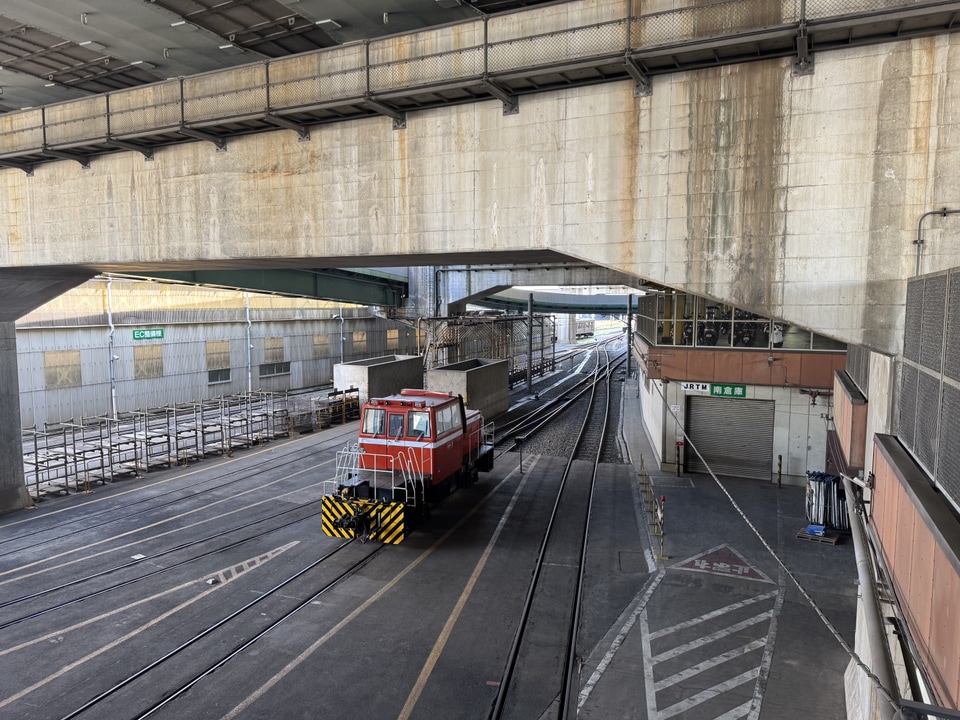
{"left": 0, "top": 338, "right": 642, "bottom": 720}
{"left": 58, "top": 540, "right": 384, "bottom": 720}
{"left": 491, "top": 339, "right": 622, "bottom": 720}
{"left": 0, "top": 428, "right": 353, "bottom": 558}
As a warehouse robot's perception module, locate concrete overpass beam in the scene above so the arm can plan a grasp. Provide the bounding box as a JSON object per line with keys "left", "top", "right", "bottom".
{"left": 0, "top": 322, "right": 30, "bottom": 513}
{"left": 439, "top": 266, "right": 648, "bottom": 315}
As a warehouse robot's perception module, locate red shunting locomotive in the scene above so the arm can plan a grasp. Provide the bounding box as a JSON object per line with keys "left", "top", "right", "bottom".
{"left": 321, "top": 389, "right": 494, "bottom": 544}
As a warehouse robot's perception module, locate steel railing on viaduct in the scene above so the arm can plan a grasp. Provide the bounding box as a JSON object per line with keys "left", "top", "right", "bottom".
{"left": 0, "top": 0, "right": 955, "bottom": 173}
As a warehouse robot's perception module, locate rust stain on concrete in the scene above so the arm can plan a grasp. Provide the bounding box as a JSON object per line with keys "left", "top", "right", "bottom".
{"left": 863, "top": 41, "right": 922, "bottom": 351}
{"left": 621, "top": 87, "right": 643, "bottom": 270}
{"left": 686, "top": 60, "right": 785, "bottom": 314}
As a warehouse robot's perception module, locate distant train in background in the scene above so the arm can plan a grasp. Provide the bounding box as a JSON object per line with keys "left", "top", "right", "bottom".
{"left": 576, "top": 318, "right": 595, "bottom": 339}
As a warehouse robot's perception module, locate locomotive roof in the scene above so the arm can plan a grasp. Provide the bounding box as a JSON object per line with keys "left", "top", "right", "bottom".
{"left": 366, "top": 389, "right": 459, "bottom": 409}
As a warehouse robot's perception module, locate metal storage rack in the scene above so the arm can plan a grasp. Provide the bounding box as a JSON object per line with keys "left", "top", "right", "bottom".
{"left": 23, "top": 423, "right": 72, "bottom": 499}
{"left": 20, "top": 393, "right": 294, "bottom": 499}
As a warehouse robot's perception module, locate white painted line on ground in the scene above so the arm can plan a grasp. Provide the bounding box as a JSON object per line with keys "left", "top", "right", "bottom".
{"left": 748, "top": 571, "right": 786, "bottom": 720}
{"left": 219, "top": 456, "right": 539, "bottom": 720}
{"left": 396, "top": 456, "right": 537, "bottom": 720}
{"left": 644, "top": 547, "right": 657, "bottom": 573}
{"left": 657, "top": 667, "right": 759, "bottom": 719}
{"left": 652, "top": 611, "right": 774, "bottom": 663}
{"left": 713, "top": 699, "right": 754, "bottom": 720}
{"left": 640, "top": 608, "right": 660, "bottom": 720}
{"left": 654, "top": 638, "right": 766, "bottom": 691}
{"left": 577, "top": 568, "right": 666, "bottom": 710}
{"left": 649, "top": 590, "right": 777, "bottom": 641}
{"left": 0, "top": 542, "right": 298, "bottom": 710}
{"left": 0, "top": 470, "right": 327, "bottom": 586}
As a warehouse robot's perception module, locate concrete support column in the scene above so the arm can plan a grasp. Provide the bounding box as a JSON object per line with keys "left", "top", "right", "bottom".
{"left": 0, "top": 322, "right": 29, "bottom": 513}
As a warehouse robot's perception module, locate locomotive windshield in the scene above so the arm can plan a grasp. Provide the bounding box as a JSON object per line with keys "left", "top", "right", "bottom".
{"left": 409, "top": 411, "right": 430, "bottom": 437}
{"left": 362, "top": 408, "right": 386, "bottom": 435}
{"left": 388, "top": 413, "right": 404, "bottom": 437}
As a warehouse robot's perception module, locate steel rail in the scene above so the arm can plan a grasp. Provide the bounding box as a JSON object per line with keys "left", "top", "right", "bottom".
{"left": 0, "top": 437, "right": 340, "bottom": 556}
{"left": 58, "top": 539, "right": 382, "bottom": 720}
{"left": 559, "top": 345, "right": 614, "bottom": 719}
{"left": 489, "top": 342, "right": 616, "bottom": 719}
{"left": 0, "top": 498, "right": 328, "bottom": 629}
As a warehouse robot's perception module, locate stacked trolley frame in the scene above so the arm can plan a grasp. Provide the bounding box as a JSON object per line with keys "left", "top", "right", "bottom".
{"left": 21, "top": 392, "right": 292, "bottom": 501}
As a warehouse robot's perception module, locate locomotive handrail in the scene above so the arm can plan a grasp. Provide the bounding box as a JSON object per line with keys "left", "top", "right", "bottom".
{"left": 334, "top": 443, "right": 427, "bottom": 506}
{"left": 393, "top": 449, "right": 426, "bottom": 506}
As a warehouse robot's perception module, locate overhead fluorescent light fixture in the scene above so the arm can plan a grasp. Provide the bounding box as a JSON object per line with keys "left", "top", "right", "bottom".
{"left": 79, "top": 40, "right": 106, "bottom": 51}
{"left": 170, "top": 20, "right": 197, "bottom": 32}
{"left": 218, "top": 43, "right": 244, "bottom": 54}
{"left": 315, "top": 19, "right": 342, "bottom": 30}
{"left": 131, "top": 60, "right": 156, "bottom": 69}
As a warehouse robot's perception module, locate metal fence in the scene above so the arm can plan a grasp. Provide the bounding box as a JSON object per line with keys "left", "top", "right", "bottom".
{"left": 0, "top": 0, "right": 940, "bottom": 158}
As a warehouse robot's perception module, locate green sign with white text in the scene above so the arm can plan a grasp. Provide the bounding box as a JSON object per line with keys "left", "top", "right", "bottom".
{"left": 711, "top": 383, "right": 746, "bottom": 398}
{"left": 133, "top": 328, "right": 164, "bottom": 341}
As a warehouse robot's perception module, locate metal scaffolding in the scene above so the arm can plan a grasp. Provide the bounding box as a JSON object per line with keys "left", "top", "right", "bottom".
{"left": 422, "top": 315, "right": 555, "bottom": 384}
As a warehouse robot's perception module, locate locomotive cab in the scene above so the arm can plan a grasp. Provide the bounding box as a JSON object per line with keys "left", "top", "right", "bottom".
{"left": 321, "top": 389, "right": 494, "bottom": 544}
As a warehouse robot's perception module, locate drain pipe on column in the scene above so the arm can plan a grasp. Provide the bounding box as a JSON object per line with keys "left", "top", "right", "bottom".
{"left": 245, "top": 292, "right": 252, "bottom": 394}
{"left": 107, "top": 276, "right": 118, "bottom": 419}
{"left": 914, "top": 208, "right": 960, "bottom": 276}
{"left": 527, "top": 293, "right": 534, "bottom": 395}
{"left": 841, "top": 475, "right": 898, "bottom": 720}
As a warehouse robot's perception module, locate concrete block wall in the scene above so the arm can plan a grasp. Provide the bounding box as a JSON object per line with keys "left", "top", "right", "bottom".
{"left": 333, "top": 355, "right": 424, "bottom": 404}
{"left": 427, "top": 358, "right": 509, "bottom": 423}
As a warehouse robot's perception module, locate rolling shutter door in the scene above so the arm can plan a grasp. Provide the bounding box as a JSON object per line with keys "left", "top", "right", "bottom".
{"left": 686, "top": 396, "right": 775, "bottom": 480}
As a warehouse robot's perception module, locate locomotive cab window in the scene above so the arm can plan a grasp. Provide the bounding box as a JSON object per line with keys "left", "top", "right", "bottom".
{"left": 362, "top": 408, "right": 386, "bottom": 435}
{"left": 436, "top": 405, "right": 459, "bottom": 436}
{"left": 389, "top": 413, "right": 404, "bottom": 438}
{"left": 409, "top": 411, "right": 430, "bottom": 437}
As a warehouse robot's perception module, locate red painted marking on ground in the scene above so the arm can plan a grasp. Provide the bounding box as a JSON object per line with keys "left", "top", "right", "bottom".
{"left": 673, "top": 544, "right": 772, "bottom": 583}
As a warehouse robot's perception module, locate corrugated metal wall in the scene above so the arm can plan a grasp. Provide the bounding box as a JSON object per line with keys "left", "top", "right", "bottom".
{"left": 15, "top": 279, "right": 419, "bottom": 427}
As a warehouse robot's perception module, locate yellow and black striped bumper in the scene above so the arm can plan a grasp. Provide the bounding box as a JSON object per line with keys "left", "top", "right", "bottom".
{"left": 321, "top": 495, "right": 406, "bottom": 545}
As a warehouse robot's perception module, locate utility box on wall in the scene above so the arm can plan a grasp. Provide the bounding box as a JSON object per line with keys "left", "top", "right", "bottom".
{"left": 333, "top": 355, "right": 423, "bottom": 404}
{"left": 427, "top": 358, "right": 509, "bottom": 422}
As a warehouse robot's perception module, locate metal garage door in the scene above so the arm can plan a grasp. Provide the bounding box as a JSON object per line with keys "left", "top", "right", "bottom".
{"left": 685, "top": 396, "right": 775, "bottom": 480}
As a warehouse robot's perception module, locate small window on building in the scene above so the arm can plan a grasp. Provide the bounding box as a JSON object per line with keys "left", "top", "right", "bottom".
{"left": 259, "top": 361, "right": 290, "bottom": 378}
{"left": 259, "top": 336, "right": 288, "bottom": 377}
{"left": 134, "top": 344, "right": 163, "bottom": 380}
{"left": 387, "top": 329, "right": 399, "bottom": 351}
{"left": 208, "top": 368, "right": 231, "bottom": 383}
{"left": 44, "top": 350, "right": 81, "bottom": 389}
{"left": 206, "top": 340, "right": 231, "bottom": 384}
{"left": 353, "top": 331, "right": 367, "bottom": 354}
{"left": 313, "top": 334, "right": 329, "bottom": 359}
{"left": 264, "top": 336, "right": 284, "bottom": 364}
